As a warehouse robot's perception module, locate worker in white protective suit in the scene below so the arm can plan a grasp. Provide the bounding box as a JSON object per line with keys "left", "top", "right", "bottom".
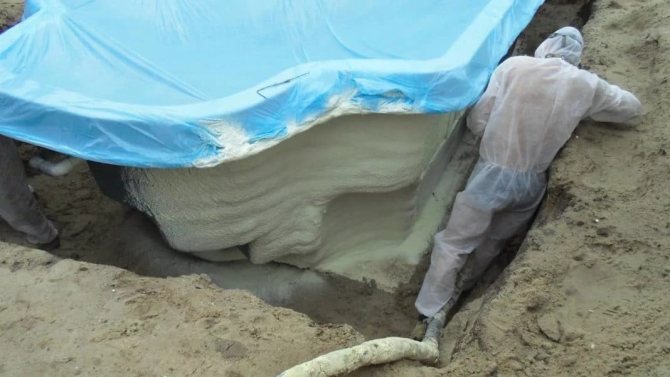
{"left": 416, "top": 27, "right": 642, "bottom": 317}
{"left": 0, "top": 135, "right": 60, "bottom": 250}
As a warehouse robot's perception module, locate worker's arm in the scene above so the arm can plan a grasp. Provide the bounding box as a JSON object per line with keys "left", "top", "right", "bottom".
{"left": 466, "top": 74, "right": 500, "bottom": 136}
{"left": 588, "top": 78, "right": 643, "bottom": 126}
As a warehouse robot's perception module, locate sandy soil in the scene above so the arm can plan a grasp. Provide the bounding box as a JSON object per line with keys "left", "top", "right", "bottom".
{"left": 0, "top": 0, "right": 20, "bottom": 31}
{"left": 0, "top": 243, "right": 365, "bottom": 377}
{"left": 1, "top": 0, "right": 669, "bottom": 376}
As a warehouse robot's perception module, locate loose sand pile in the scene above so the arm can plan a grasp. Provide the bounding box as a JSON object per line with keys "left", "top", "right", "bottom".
{"left": 1, "top": 0, "right": 669, "bottom": 376}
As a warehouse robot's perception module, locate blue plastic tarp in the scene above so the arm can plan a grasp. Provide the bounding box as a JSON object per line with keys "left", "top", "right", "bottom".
{"left": 0, "top": 0, "right": 543, "bottom": 168}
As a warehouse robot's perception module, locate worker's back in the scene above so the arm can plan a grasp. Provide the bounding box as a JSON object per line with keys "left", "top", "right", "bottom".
{"left": 476, "top": 55, "right": 603, "bottom": 172}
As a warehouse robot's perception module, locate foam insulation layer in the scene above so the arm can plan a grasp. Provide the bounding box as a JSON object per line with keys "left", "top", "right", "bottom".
{"left": 120, "top": 112, "right": 471, "bottom": 289}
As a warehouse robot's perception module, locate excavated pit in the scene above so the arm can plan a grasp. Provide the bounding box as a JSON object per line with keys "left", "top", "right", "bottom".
{"left": 0, "top": 0, "right": 595, "bottom": 342}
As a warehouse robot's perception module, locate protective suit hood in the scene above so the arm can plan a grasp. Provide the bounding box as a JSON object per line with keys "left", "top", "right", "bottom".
{"left": 534, "top": 26, "right": 584, "bottom": 66}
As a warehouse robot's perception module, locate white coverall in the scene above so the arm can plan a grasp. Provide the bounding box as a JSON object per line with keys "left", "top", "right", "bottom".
{"left": 0, "top": 135, "right": 58, "bottom": 245}
{"left": 416, "top": 27, "right": 642, "bottom": 317}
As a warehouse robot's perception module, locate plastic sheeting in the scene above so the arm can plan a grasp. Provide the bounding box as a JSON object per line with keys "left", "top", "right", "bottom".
{"left": 0, "top": 0, "right": 543, "bottom": 168}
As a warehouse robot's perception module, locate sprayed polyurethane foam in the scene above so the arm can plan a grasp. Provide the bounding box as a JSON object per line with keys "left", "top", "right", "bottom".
{"left": 122, "top": 112, "right": 470, "bottom": 290}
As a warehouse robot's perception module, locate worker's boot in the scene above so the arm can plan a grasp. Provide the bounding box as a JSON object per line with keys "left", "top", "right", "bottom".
{"left": 410, "top": 315, "right": 428, "bottom": 340}
{"left": 35, "top": 236, "right": 61, "bottom": 251}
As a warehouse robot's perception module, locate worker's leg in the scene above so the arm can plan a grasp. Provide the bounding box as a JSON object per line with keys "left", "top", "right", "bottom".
{"left": 0, "top": 136, "right": 58, "bottom": 244}
{"left": 457, "top": 237, "right": 504, "bottom": 292}
{"left": 415, "top": 191, "right": 494, "bottom": 317}
{"left": 458, "top": 199, "right": 542, "bottom": 291}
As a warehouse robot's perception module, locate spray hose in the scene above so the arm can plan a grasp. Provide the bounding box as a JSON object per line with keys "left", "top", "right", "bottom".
{"left": 276, "top": 296, "right": 457, "bottom": 377}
